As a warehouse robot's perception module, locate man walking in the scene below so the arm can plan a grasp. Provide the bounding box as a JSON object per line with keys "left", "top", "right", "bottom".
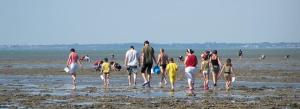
{"left": 125, "top": 46, "right": 140, "bottom": 87}
{"left": 141, "top": 40, "right": 157, "bottom": 87}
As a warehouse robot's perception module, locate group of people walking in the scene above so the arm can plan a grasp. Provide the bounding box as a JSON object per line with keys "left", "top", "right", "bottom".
{"left": 124, "top": 40, "right": 180, "bottom": 92}
{"left": 66, "top": 40, "right": 236, "bottom": 95}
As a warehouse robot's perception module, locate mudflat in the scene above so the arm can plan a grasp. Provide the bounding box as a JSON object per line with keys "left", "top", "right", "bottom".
{"left": 0, "top": 49, "right": 299, "bottom": 108}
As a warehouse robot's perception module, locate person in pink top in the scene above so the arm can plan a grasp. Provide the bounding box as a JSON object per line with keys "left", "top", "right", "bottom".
{"left": 66, "top": 48, "right": 80, "bottom": 85}
{"left": 184, "top": 49, "right": 198, "bottom": 94}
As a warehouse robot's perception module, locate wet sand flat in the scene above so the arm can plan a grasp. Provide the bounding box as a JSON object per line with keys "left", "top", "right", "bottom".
{"left": 0, "top": 71, "right": 299, "bottom": 109}
{"left": 0, "top": 49, "right": 300, "bottom": 108}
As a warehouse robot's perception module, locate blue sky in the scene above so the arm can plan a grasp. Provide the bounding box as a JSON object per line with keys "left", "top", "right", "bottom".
{"left": 0, "top": 0, "right": 299, "bottom": 45}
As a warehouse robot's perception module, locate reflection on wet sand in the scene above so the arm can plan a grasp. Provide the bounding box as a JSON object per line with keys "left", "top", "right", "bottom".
{"left": 0, "top": 74, "right": 299, "bottom": 108}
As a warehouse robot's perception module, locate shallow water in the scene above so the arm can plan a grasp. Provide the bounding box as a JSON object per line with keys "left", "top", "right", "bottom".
{"left": 1, "top": 75, "right": 299, "bottom": 99}
{"left": 1, "top": 74, "right": 300, "bottom": 108}
{"left": 1, "top": 48, "right": 300, "bottom": 70}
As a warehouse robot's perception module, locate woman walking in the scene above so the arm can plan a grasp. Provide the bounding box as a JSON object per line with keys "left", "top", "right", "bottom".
{"left": 157, "top": 48, "right": 169, "bottom": 87}
{"left": 210, "top": 50, "right": 221, "bottom": 87}
{"left": 66, "top": 48, "right": 80, "bottom": 85}
{"left": 184, "top": 49, "right": 198, "bottom": 94}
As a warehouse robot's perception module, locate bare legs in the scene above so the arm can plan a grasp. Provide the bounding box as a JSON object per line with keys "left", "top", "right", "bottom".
{"left": 133, "top": 73, "right": 137, "bottom": 86}
{"left": 188, "top": 79, "right": 194, "bottom": 90}
{"left": 71, "top": 74, "right": 76, "bottom": 84}
{"left": 147, "top": 73, "right": 152, "bottom": 84}
{"left": 203, "top": 73, "right": 209, "bottom": 90}
{"left": 142, "top": 73, "right": 148, "bottom": 83}
{"left": 185, "top": 72, "right": 195, "bottom": 91}
{"left": 103, "top": 74, "right": 109, "bottom": 86}
{"left": 170, "top": 81, "right": 175, "bottom": 91}
{"left": 128, "top": 73, "right": 137, "bottom": 86}
{"left": 128, "top": 75, "right": 131, "bottom": 86}
{"left": 71, "top": 73, "right": 77, "bottom": 89}
{"left": 212, "top": 72, "right": 219, "bottom": 86}
{"left": 226, "top": 75, "right": 232, "bottom": 90}
{"left": 159, "top": 67, "right": 167, "bottom": 87}
{"left": 142, "top": 73, "right": 152, "bottom": 87}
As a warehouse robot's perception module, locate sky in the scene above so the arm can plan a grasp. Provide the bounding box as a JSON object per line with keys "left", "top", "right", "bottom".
{"left": 0, "top": 0, "right": 299, "bottom": 45}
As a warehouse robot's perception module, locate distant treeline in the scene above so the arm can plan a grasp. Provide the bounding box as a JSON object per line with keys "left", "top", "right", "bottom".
{"left": 0, "top": 42, "right": 299, "bottom": 50}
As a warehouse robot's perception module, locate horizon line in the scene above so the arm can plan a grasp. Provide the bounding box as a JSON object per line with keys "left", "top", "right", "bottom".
{"left": 1, "top": 41, "right": 300, "bottom": 46}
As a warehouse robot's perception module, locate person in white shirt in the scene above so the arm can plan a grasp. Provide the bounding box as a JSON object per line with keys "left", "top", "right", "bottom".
{"left": 125, "top": 46, "right": 140, "bottom": 87}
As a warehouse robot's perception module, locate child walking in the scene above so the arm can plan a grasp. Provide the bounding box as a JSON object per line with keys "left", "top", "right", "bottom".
{"left": 101, "top": 58, "right": 111, "bottom": 86}
{"left": 219, "top": 58, "right": 235, "bottom": 90}
{"left": 200, "top": 53, "right": 210, "bottom": 90}
{"left": 166, "top": 58, "right": 178, "bottom": 91}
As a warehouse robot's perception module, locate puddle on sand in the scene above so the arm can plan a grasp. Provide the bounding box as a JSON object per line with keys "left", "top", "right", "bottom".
{"left": 42, "top": 99, "right": 68, "bottom": 104}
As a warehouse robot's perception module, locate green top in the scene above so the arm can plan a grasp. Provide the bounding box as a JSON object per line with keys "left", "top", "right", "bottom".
{"left": 201, "top": 60, "right": 209, "bottom": 71}
{"left": 224, "top": 65, "right": 231, "bottom": 73}
{"left": 142, "top": 45, "right": 155, "bottom": 64}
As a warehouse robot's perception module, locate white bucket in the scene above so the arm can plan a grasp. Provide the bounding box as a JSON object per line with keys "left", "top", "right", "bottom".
{"left": 64, "top": 67, "right": 69, "bottom": 73}
{"left": 232, "top": 77, "right": 236, "bottom": 82}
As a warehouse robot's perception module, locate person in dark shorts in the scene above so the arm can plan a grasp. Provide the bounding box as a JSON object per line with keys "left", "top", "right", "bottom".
{"left": 157, "top": 48, "right": 169, "bottom": 87}
{"left": 210, "top": 50, "right": 222, "bottom": 87}
{"left": 141, "top": 40, "right": 157, "bottom": 87}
